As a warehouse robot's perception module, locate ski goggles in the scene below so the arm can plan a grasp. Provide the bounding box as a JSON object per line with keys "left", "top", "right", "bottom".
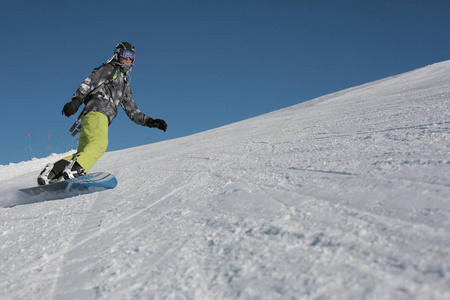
{"left": 118, "top": 49, "right": 135, "bottom": 60}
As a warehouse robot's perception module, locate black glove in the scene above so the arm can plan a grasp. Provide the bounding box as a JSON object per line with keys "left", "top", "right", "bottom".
{"left": 62, "top": 98, "right": 82, "bottom": 117}
{"left": 146, "top": 118, "right": 167, "bottom": 132}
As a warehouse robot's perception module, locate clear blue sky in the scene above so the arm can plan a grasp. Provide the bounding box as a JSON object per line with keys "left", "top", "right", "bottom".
{"left": 1, "top": 0, "right": 449, "bottom": 166}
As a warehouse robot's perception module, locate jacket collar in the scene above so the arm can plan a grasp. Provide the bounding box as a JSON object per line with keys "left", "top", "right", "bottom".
{"left": 110, "top": 60, "right": 132, "bottom": 76}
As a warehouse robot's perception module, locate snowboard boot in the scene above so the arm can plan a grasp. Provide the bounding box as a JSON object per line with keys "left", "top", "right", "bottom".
{"left": 37, "top": 163, "right": 58, "bottom": 186}
{"left": 37, "top": 159, "right": 82, "bottom": 186}
{"left": 62, "top": 161, "right": 86, "bottom": 180}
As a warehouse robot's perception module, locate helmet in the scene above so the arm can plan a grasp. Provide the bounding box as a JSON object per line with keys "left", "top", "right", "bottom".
{"left": 114, "top": 42, "right": 136, "bottom": 65}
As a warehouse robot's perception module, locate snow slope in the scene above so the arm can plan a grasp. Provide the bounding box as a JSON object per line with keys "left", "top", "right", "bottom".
{"left": 1, "top": 60, "right": 449, "bottom": 300}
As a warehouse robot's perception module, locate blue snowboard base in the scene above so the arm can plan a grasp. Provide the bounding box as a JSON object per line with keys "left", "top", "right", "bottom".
{"left": 19, "top": 172, "right": 117, "bottom": 200}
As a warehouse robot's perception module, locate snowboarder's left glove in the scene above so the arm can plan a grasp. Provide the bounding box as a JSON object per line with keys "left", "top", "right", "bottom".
{"left": 146, "top": 118, "right": 167, "bottom": 132}
{"left": 62, "top": 98, "right": 83, "bottom": 117}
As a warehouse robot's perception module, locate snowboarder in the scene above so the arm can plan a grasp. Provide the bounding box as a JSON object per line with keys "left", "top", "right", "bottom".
{"left": 37, "top": 42, "right": 167, "bottom": 185}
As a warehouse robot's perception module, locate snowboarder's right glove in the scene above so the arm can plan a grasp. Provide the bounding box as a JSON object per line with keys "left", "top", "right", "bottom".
{"left": 62, "top": 98, "right": 83, "bottom": 117}
{"left": 146, "top": 118, "right": 168, "bottom": 132}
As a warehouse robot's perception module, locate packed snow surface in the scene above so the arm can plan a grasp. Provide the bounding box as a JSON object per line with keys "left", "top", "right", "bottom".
{"left": 1, "top": 61, "right": 449, "bottom": 300}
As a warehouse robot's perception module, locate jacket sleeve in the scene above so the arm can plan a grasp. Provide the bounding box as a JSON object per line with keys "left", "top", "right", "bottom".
{"left": 120, "top": 85, "right": 151, "bottom": 126}
{"left": 72, "top": 64, "right": 115, "bottom": 103}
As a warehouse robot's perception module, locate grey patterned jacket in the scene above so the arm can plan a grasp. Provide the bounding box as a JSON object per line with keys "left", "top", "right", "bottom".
{"left": 71, "top": 60, "right": 150, "bottom": 126}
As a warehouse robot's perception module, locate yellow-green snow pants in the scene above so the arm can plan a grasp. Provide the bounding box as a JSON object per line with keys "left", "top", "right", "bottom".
{"left": 61, "top": 111, "right": 109, "bottom": 173}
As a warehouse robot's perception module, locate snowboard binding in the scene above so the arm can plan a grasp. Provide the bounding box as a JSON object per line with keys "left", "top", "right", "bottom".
{"left": 37, "top": 163, "right": 59, "bottom": 186}
{"left": 62, "top": 161, "right": 86, "bottom": 180}
{"left": 37, "top": 157, "right": 86, "bottom": 186}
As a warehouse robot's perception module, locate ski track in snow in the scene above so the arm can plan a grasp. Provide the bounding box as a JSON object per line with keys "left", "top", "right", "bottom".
{"left": 0, "top": 61, "right": 449, "bottom": 299}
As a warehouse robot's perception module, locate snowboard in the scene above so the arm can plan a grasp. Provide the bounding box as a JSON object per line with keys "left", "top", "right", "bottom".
{"left": 19, "top": 172, "right": 117, "bottom": 200}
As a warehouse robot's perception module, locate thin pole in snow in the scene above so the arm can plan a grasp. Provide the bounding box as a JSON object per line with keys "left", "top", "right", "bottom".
{"left": 27, "top": 133, "right": 32, "bottom": 160}
{"left": 60, "top": 135, "right": 66, "bottom": 152}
